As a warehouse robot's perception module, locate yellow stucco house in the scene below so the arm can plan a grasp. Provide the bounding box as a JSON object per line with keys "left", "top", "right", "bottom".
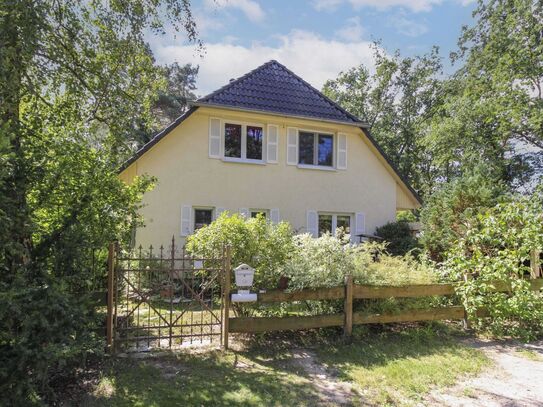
{"left": 120, "top": 60, "right": 421, "bottom": 247}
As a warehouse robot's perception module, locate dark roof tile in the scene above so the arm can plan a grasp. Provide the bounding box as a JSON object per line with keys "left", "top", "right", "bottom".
{"left": 196, "top": 60, "right": 364, "bottom": 124}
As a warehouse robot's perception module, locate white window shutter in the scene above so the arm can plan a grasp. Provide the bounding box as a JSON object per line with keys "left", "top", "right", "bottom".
{"left": 181, "top": 205, "right": 192, "bottom": 236}
{"left": 267, "top": 124, "right": 279, "bottom": 163}
{"left": 209, "top": 118, "right": 221, "bottom": 158}
{"left": 337, "top": 133, "right": 347, "bottom": 170}
{"left": 215, "top": 207, "right": 226, "bottom": 219}
{"left": 306, "top": 210, "right": 318, "bottom": 237}
{"left": 287, "top": 127, "right": 298, "bottom": 165}
{"left": 239, "top": 208, "right": 249, "bottom": 219}
{"left": 270, "top": 208, "right": 280, "bottom": 224}
{"left": 355, "top": 212, "right": 366, "bottom": 236}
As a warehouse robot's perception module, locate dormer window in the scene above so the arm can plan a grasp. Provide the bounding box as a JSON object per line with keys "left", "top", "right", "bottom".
{"left": 224, "top": 122, "right": 263, "bottom": 161}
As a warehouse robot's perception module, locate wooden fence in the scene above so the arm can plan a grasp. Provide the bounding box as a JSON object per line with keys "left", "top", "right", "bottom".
{"left": 225, "top": 278, "right": 543, "bottom": 346}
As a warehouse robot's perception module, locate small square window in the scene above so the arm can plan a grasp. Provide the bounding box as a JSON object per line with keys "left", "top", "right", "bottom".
{"left": 194, "top": 209, "right": 213, "bottom": 230}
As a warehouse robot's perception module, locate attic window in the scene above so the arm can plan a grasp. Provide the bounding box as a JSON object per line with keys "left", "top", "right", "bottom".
{"left": 224, "top": 122, "right": 263, "bottom": 161}
{"left": 298, "top": 131, "right": 334, "bottom": 167}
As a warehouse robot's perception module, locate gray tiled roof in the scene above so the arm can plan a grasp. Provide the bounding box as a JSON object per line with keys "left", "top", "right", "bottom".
{"left": 196, "top": 60, "right": 365, "bottom": 125}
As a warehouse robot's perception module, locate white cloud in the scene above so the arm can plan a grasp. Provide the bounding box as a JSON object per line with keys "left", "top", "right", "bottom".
{"left": 388, "top": 14, "right": 428, "bottom": 37}
{"left": 313, "top": 0, "right": 442, "bottom": 12}
{"left": 335, "top": 16, "right": 364, "bottom": 41}
{"left": 204, "top": 0, "right": 265, "bottom": 22}
{"left": 153, "top": 30, "right": 375, "bottom": 96}
{"left": 312, "top": 0, "right": 343, "bottom": 11}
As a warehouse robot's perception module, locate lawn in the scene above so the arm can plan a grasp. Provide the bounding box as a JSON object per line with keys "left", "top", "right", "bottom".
{"left": 316, "top": 324, "right": 490, "bottom": 406}
{"left": 76, "top": 324, "right": 490, "bottom": 406}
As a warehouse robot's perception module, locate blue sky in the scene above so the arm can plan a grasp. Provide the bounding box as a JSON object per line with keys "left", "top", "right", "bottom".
{"left": 150, "top": 0, "right": 478, "bottom": 95}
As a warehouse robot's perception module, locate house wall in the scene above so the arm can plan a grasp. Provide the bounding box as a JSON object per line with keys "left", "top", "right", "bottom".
{"left": 120, "top": 106, "right": 418, "bottom": 248}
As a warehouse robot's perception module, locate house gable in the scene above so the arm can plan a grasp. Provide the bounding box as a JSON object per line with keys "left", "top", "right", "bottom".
{"left": 119, "top": 60, "right": 421, "bottom": 214}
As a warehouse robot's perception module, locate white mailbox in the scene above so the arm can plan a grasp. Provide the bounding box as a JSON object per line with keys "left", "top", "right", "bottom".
{"left": 232, "top": 264, "right": 257, "bottom": 302}
{"left": 234, "top": 264, "right": 255, "bottom": 287}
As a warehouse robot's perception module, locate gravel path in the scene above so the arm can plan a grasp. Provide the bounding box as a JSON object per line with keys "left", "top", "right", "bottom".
{"left": 427, "top": 339, "right": 543, "bottom": 407}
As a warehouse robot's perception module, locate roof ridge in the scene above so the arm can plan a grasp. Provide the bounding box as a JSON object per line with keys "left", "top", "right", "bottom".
{"left": 194, "top": 59, "right": 365, "bottom": 125}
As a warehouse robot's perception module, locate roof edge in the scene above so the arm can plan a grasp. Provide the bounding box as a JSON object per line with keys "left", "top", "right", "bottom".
{"left": 360, "top": 127, "right": 423, "bottom": 206}
{"left": 118, "top": 107, "right": 198, "bottom": 173}
{"left": 193, "top": 102, "right": 369, "bottom": 128}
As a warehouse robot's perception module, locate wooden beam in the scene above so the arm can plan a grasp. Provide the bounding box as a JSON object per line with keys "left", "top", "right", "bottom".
{"left": 257, "top": 286, "right": 344, "bottom": 302}
{"left": 344, "top": 275, "right": 353, "bottom": 338}
{"left": 221, "top": 246, "right": 231, "bottom": 350}
{"left": 353, "top": 306, "right": 465, "bottom": 324}
{"left": 106, "top": 242, "right": 116, "bottom": 352}
{"left": 229, "top": 313, "right": 344, "bottom": 333}
{"left": 531, "top": 250, "right": 541, "bottom": 278}
{"left": 353, "top": 283, "right": 456, "bottom": 299}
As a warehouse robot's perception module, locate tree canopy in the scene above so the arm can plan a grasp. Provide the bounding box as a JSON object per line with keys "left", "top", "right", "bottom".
{"left": 0, "top": 0, "right": 200, "bottom": 402}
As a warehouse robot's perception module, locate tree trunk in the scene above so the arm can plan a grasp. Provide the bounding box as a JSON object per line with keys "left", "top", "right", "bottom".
{"left": 0, "top": 2, "right": 34, "bottom": 278}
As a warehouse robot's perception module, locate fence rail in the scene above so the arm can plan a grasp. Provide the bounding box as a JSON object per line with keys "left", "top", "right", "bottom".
{"left": 228, "top": 278, "right": 543, "bottom": 335}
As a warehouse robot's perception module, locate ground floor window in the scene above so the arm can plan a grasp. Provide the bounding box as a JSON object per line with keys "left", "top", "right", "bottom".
{"left": 194, "top": 208, "right": 213, "bottom": 230}
{"left": 250, "top": 209, "right": 267, "bottom": 219}
{"left": 318, "top": 213, "right": 351, "bottom": 236}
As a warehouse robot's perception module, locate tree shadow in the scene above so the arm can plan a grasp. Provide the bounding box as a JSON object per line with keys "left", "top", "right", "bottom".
{"left": 80, "top": 349, "right": 324, "bottom": 407}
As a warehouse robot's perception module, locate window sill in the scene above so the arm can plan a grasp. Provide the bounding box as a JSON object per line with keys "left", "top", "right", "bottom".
{"left": 222, "top": 157, "right": 266, "bottom": 165}
{"left": 297, "top": 164, "right": 336, "bottom": 171}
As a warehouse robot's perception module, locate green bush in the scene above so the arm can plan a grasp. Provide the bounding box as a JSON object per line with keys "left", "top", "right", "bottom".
{"left": 444, "top": 187, "right": 543, "bottom": 340}
{"left": 420, "top": 168, "right": 508, "bottom": 261}
{"left": 375, "top": 220, "right": 419, "bottom": 256}
{"left": 186, "top": 213, "right": 294, "bottom": 290}
{"left": 283, "top": 233, "right": 439, "bottom": 315}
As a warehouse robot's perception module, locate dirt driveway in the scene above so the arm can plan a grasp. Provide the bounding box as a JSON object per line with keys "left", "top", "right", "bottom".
{"left": 427, "top": 339, "right": 543, "bottom": 407}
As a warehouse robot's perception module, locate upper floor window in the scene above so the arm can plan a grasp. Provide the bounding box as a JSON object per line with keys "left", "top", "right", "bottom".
{"left": 298, "top": 131, "right": 334, "bottom": 167}
{"left": 224, "top": 122, "right": 263, "bottom": 161}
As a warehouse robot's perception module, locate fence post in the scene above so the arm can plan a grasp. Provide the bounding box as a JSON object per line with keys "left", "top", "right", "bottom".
{"left": 462, "top": 272, "right": 471, "bottom": 330}
{"left": 222, "top": 245, "right": 232, "bottom": 350}
{"left": 106, "top": 242, "right": 116, "bottom": 352}
{"left": 344, "top": 274, "right": 353, "bottom": 339}
{"left": 530, "top": 249, "right": 541, "bottom": 279}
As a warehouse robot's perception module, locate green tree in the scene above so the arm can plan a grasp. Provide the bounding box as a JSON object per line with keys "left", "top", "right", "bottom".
{"left": 426, "top": 0, "right": 543, "bottom": 190}
{"left": 0, "top": 0, "right": 198, "bottom": 402}
{"left": 323, "top": 45, "right": 443, "bottom": 195}
{"left": 446, "top": 186, "right": 543, "bottom": 339}
{"left": 420, "top": 168, "right": 508, "bottom": 261}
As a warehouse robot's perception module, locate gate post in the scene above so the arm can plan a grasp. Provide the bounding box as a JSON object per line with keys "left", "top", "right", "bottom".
{"left": 222, "top": 245, "right": 232, "bottom": 350}
{"left": 344, "top": 274, "right": 353, "bottom": 340}
{"left": 106, "top": 242, "right": 117, "bottom": 352}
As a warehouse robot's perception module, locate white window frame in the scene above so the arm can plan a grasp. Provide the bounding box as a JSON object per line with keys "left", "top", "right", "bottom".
{"left": 297, "top": 128, "right": 336, "bottom": 170}
{"left": 318, "top": 212, "right": 352, "bottom": 236}
{"left": 223, "top": 120, "right": 266, "bottom": 164}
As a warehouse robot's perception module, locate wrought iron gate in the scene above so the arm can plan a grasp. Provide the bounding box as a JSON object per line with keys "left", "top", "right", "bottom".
{"left": 109, "top": 238, "right": 228, "bottom": 352}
